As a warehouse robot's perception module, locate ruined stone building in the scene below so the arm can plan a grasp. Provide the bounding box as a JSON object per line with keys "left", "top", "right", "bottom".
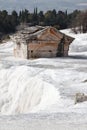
{"left": 11, "top": 26, "right": 74, "bottom": 59}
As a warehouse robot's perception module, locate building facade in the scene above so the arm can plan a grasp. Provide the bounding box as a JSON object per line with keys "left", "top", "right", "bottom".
{"left": 11, "top": 26, "right": 74, "bottom": 59}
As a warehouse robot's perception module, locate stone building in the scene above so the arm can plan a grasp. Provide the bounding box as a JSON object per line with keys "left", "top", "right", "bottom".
{"left": 11, "top": 26, "right": 74, "bottom": 59}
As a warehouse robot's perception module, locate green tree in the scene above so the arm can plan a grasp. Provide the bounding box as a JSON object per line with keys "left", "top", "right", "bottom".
{"left": 56, "top": 11, "right": 68, "bottom": 29}
{"left": 11, "top": 10, "right": 19, "bottom": 27}
{"left": 44, "top": 10, "right": 56, "bottom": 26}
{"left": 32, "top": 8, "right": 39, "bottom": 25}
{"left": 38, "top": 11, "right": 44, "bottom": 25}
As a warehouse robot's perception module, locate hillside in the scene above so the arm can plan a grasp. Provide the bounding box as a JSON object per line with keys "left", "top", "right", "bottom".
{"left": 0, "top": 30, "right": 87, "bottom": 129}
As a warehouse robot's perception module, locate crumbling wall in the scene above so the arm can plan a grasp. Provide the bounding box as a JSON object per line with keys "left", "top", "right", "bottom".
{"left": 14, "top": 41, "right": 27, "bottom": 59}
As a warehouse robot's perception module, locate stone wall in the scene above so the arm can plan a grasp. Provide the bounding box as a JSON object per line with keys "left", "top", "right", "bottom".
{"left": 14, "top": 41, "right": 27, "bottom": 59}
{"left": 28, "top": 41, "right": 58, "bottom": 58}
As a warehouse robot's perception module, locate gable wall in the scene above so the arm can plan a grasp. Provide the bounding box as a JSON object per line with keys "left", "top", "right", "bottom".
{"left": 27, "top": 28, "right": 64, "bottom": 58}
{"left": 28, "top": 41, "right": 58, "bottom": 58}
{"left": 38, "top": 28, "right": 63, "bottom": 41}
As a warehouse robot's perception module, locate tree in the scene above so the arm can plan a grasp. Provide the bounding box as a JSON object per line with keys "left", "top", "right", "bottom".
{"left": 38, "top": 11, "right": 44, "bottom": 25}
{"left": 56, "top": 11, "right": 68, "bottom": 29}
{"left": 11, "top": 10, "right": 19, "bottom": 27}
{"left": 71, "top": 10, "right": 87, "bottom": 33}
{"left": 32, "top": 8, "right": 39, "bottom": 25}
{"left": 82, "top": 11, "right": 87, "bottom": 33}
{"left": 44, "top": 10, "right": 57, "bottom": 26}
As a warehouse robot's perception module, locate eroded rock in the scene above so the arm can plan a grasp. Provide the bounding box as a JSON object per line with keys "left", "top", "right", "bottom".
{"left": 75, "top": 93, "right": 87, "bottom": 104}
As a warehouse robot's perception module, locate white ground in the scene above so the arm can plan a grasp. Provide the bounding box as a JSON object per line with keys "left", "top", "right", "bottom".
{"left": 0, "top": 30, "right": 87, "bottom": 129}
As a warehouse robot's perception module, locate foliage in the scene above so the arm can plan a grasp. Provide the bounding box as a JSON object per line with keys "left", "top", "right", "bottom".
{"left": 0, "top": 8, "right": 86, "bottom": 35}
{"left": 71, "top": 10, "right": 87, "bottom": 33}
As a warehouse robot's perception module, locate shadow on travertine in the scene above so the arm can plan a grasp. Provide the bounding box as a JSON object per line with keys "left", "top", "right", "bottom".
{"left": 69, "top": 55, "right": 87, "bottom": 60}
